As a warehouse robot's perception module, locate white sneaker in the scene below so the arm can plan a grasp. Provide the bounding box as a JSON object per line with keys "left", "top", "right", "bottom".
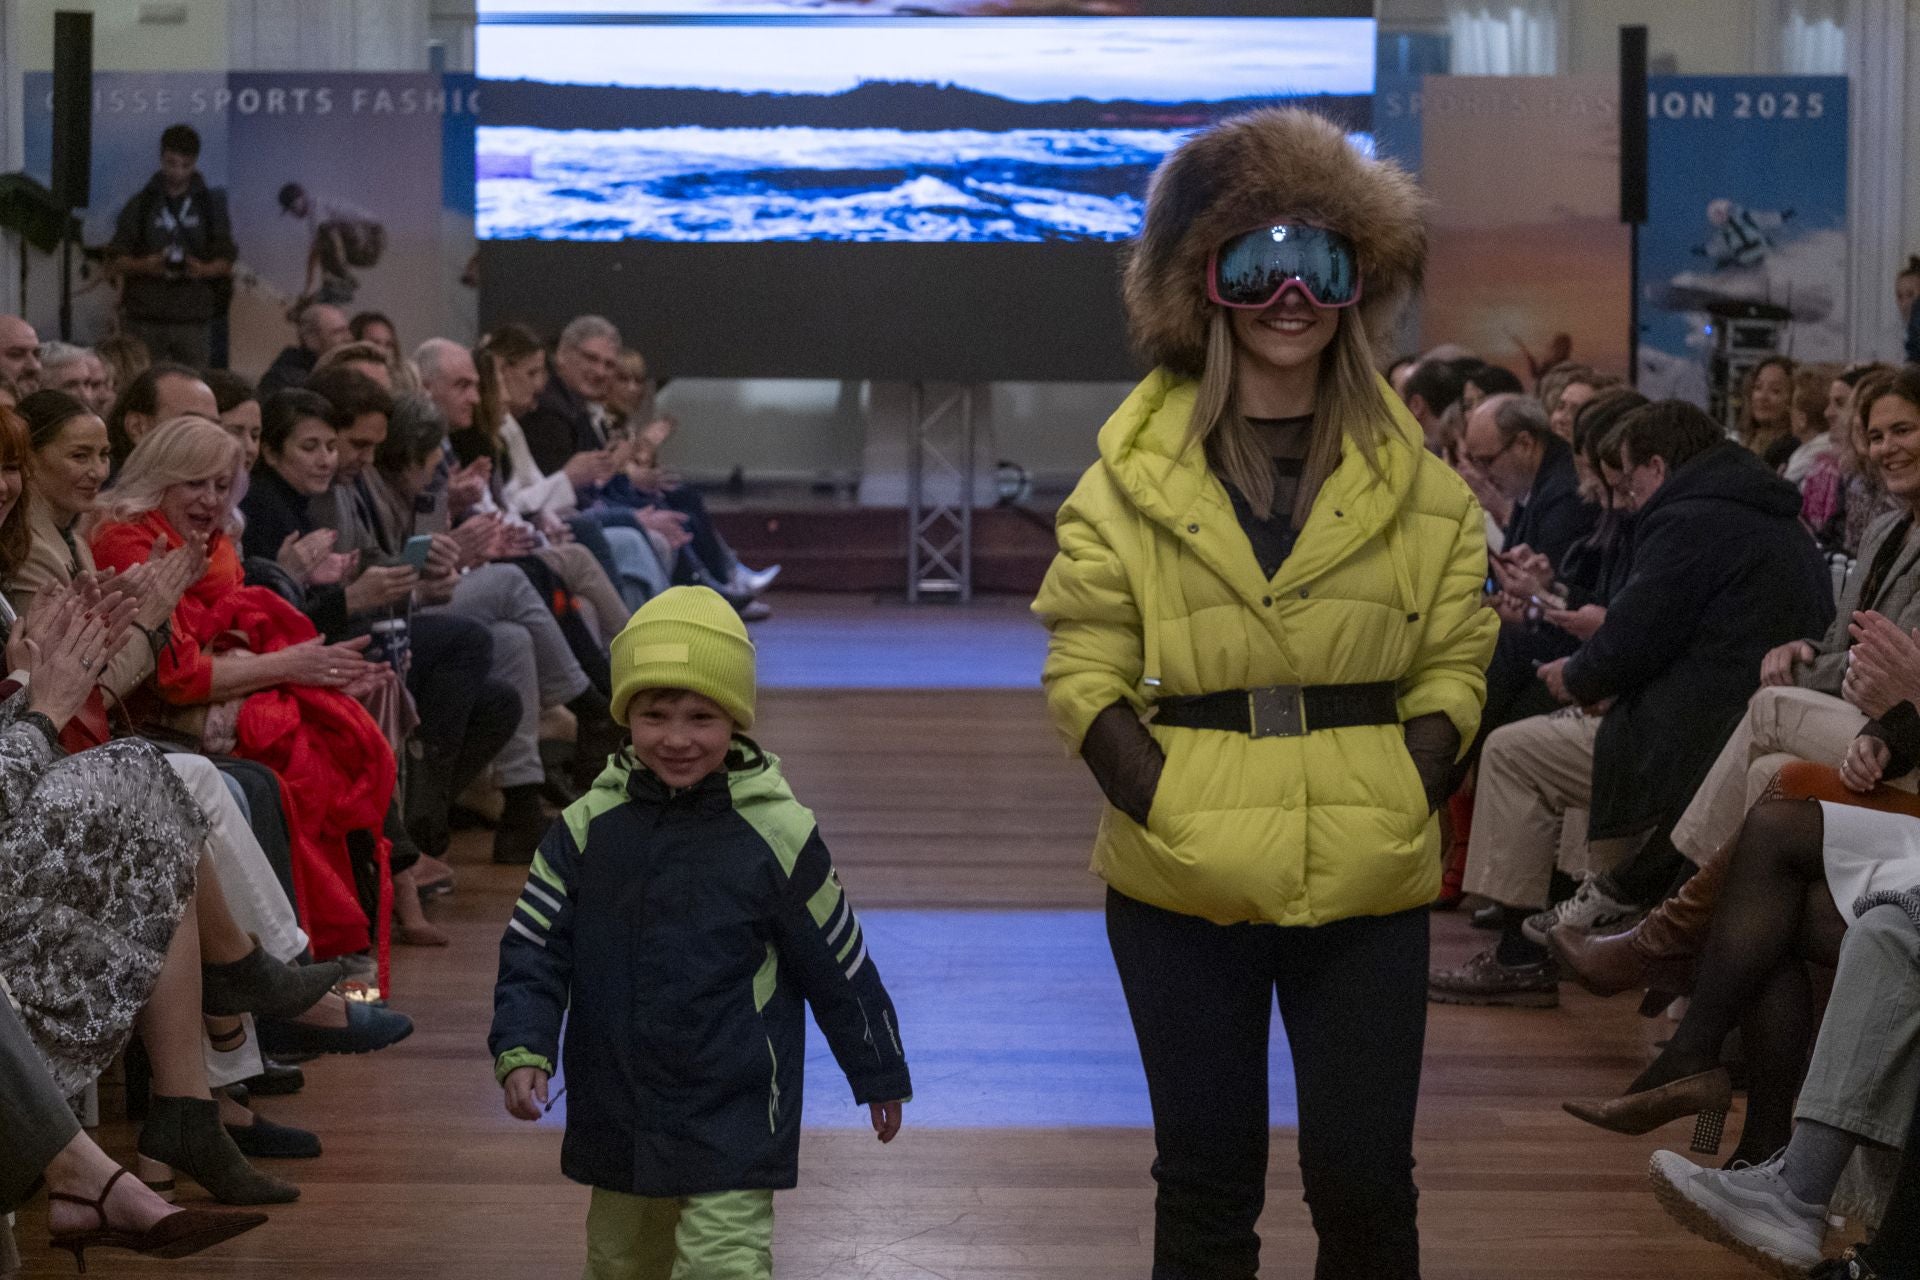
{"left": 1522, "top": 875, "right": 1641, "bottom": 946}
{"left": 1648, "top": 1149, "right": 1826, "bottom": 1275}
{"left": 732, "top": 563, "right": 781, "bottom": 596}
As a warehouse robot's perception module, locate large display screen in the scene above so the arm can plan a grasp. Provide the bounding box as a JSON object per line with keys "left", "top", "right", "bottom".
{"left": 477, "top": 1, "right": 1376, "bottom": 380}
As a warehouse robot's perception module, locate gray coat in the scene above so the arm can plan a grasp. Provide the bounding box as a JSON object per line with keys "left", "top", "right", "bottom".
{"left": 1801, "top": 510, "right": 1920, "bottom": 695}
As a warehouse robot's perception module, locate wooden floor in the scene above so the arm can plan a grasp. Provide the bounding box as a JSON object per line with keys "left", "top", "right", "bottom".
{"left": 9, "top": 688, "right": 1772, "bottom": 1278}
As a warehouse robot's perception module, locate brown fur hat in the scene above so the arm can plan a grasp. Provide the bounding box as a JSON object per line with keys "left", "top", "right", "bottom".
{"left": 1122, "top": 108, "right": 1428, "bottom": 378}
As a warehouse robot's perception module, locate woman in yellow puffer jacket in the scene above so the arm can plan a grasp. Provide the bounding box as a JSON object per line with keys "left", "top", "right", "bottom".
{"left": 1033, "top": 109, "right": 1497, "bottom": 1278}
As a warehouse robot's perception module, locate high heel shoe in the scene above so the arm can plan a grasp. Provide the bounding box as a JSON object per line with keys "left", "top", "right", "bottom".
{"left": 201, "top": 940, "right": 345, "bottom": 1020}
{"left": 1562, "top": 1066, "right": 1734, "bottom": 1154}
{"left": 136, "top": 1096, "right": 299, "bottom": 1205}
{"left": 48, "top": 1168, "right": 267, "bottom": 1273}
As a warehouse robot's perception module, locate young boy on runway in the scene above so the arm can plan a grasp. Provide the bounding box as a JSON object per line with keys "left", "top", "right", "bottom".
{"left": 490, "top": 586, "right": 911, "bottom": 1279}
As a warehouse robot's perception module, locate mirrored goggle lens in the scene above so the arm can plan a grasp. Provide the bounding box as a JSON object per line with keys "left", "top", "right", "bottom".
{"left": 1213, "top": 225, "right": 1359, "bottom": 307}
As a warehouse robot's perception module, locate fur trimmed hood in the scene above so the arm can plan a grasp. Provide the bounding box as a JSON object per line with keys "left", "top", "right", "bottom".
{"left": 1122, "top": 109, "right": 1428, "bottom": 378}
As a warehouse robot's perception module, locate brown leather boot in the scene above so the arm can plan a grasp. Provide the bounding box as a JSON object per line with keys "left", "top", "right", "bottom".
{"left": 1551, "top": 854, "right": 1728, "bottom": 996}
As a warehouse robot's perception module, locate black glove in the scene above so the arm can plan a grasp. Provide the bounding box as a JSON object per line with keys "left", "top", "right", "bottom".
{"left": 1402, "top": 712, "right": 1462, "bottom": 814}
{"left": 1080, "top": 701, "right": 1164, "bottom": 827}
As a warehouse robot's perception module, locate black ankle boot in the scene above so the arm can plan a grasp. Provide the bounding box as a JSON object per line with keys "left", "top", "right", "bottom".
{"left": 138, "top": 1096, "right": 300, "bottom": 1205}
{"left": 201, "top": 942, "right": 344, "bottom": 1020}
{"left": 493, "top": 784, "right": 548, "bottom": 865}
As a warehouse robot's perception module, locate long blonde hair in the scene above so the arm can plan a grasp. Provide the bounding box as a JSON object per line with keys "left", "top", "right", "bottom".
{"left": 1185, "top": 307, "right": 1391, "bottom": 524}
{"left": 102, "top": 415, "right": 247, "bottom": 531}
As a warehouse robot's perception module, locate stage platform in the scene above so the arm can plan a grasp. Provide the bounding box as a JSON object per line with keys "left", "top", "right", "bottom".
{"left": 6, "top": 599, "right": 1802, "bottom": 1278}
{"left": 712, "top": 504, "right": 1059, "bottom": 595}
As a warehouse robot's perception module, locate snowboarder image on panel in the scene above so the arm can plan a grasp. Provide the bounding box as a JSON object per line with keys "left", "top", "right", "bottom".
{"left": 278, "top": 182, "right": 387, "bottom": 309}
{"left": 1695, "top": 198, "right": 1794, "bottom": 271}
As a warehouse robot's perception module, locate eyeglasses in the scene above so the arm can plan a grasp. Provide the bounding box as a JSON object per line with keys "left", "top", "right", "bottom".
{"left": 1207, "top": 223, "right": 1363, "bottom": 311}
{"left": 1462, "top": 436, "right": 1517, "bottom": 472}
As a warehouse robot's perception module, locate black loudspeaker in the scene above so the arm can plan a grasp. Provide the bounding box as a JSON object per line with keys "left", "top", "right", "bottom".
{"left": 51, "top": 11, "right": 93, "bottom": 210}
{"left": 1619, "top": 25, "right": 1648, "bottom": 226}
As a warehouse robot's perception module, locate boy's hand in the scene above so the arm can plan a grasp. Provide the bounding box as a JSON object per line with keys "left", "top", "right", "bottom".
{"left": 869, "top": 1099, "right": 903, "bottom": 1144}
{"left": 503, "top": 1066, "right": 551, "bottom": 1121}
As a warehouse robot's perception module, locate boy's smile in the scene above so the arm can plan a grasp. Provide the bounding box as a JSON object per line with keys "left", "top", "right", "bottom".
{"left": 627, "top": 689, "right": 736, "bottom": 789}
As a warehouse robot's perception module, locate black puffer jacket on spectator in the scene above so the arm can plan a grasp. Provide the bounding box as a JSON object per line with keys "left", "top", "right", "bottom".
{"left": 1504, "top": 434, "right": 1598, "bottom": 572}
{"left": 1565, "top": 441, "right": 1833, "bottom": 840}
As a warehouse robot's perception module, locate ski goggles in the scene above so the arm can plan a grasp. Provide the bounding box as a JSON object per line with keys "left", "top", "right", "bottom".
{"left": 1206, "top": 223, "right": 1362, "bottom": 311}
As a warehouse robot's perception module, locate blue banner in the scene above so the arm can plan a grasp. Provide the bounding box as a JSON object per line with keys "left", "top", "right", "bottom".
{"left": 1637, "top": 75, "right": 1849, "bottom": 404}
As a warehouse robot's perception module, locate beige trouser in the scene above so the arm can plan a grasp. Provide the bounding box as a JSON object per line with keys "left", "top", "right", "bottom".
{"left": 1669, "top": 686, "right": 1873, "bottom": 869}
{"left": 1463, "top": 709, "right": 1645, "bottom": 909}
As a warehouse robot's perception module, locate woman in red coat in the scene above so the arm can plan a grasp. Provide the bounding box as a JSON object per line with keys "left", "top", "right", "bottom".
{"left": 90, "top": 416, "right": 398, "bottom": 980}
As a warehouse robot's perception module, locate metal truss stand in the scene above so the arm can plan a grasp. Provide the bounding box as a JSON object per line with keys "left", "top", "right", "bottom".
{"left": 906, "top": 382, "right": 975, "bottom": 602}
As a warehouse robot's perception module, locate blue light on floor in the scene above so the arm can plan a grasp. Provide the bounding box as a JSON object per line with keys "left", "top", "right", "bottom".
{"left": 539, "top": 910, "right": 1299, "bottom": 1130}
{"left": 754, "top": 604, "right": 1048, "bottom": 690}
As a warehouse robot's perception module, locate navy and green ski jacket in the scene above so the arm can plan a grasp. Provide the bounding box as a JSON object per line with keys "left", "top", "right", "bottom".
{"left": 488, "top": 741, "right": 912, "bottom": 1197}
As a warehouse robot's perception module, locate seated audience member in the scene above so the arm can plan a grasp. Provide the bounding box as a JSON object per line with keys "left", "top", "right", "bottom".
{"left": 1430, "top": 400, "right": 1832, "bottom": 1006}
{"left": 312, "top": 389, "right": 614, "bottom": 858}
{"left": 1459, "top": 394, "right": 1601, "bottom": 747}
{"left": 0, "top": 412, "right": 326, "bottom": 1208}
{"left": 312, "top": 339, "right": 397, "bottom": 391}
{"left": 604, "top": 345, "right": 656, "bottom": 433}
{"left": 453, "top": 327, "right": 673, "bottom": 615}
{"left": 1739, "top": 355, "right": 1798, "bottom": 468}
{"left": 258, "top": 303, "right": 351, "bottom": 399}
{"left": 1783, "top": 361, "right": 1844, "bottom": 483}
{"left": 90, "top": 417, "right": 400, "bottom": 972}
{"left": 96, "top": 333, "right": 151, "bottom": 400}
{"left": 1554, "top": 370, "right": 1920, "bottom": 979}
{"left": 519, "top": 314, "right": 621, "bottom": 474}
{"left": 1400, "top": 356, "right": 1469, "bottom": 457}
{"left": 107, "top": 361, "right": 219, "bottom": 468}
{"left": 9, "top": 391, "right": 408, "bottom": 1145}
{"left": 245, "top": 375, "right": 520, "bottom": 880}
{"left": 1644, "top": 885, "right": 1920, "bottom": 1274}
{"left": 602, "top": 419, "right": 780, "bottom": 608}
{"left": 38, "top": 341, "right": 111, "bottom": 413}
{"left": 1542, "top": 365, "right": 1620, "bottom": 443}
{"left": 1460, "top": 360, "right": 1524, "bottom": 411}
{"left": 1836, "top": 365, "right": 1902, "bottom": 557}
{"left": 1791, "top": 361, "right": 1847, "bottom": 534}
{"left": 1, "top": 997, "right": 267, "bottom": 1266}
{"left": 0, "top": 314, "right": 43, "bottom": 392}
{"left": 1551, "top": 389, "right": 1648, "bottom": 613}
{"left": 1567, "top": 721, "right": 1920, "bottom": 1177}
{"left": 204, "top": 367, "right": 262, "bottom": 469}
{"left": 349, "top": 310, "right": 399, "bottom": 364}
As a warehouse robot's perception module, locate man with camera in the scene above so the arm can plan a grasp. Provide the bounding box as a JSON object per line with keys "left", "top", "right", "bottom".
{"left": 109, "top": 123, "right": 236, "bottom": 368}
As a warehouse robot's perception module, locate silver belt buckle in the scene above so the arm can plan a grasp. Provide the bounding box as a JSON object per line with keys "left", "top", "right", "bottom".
{"left": 1248, "top": 685, "right": 1306, "bottom": 738}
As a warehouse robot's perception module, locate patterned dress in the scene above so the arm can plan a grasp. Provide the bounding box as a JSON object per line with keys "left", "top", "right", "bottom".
{"left": 0, "top": 690, "right": 207, "bottom": 1095}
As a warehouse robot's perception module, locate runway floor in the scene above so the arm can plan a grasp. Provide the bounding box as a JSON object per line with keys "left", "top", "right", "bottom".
{"left": 7, "top": 599, "right": 1786, "bottom": 1278}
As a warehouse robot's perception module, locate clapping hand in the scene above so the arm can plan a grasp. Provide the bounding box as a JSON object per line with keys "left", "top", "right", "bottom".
{"left": 19, "top": 588, "right": 127, "bottom": 729}
{"left": 274, "top": 634, "right": 384, "bottom": 690}
{"left": 278, "top": 529, "right": 339, "bottom": 585}
{"left": 447, "top": 458, "right": 492, "bottom": 516}
{"left": 1843, "top": 611, "right": 1920, "bottom": 717}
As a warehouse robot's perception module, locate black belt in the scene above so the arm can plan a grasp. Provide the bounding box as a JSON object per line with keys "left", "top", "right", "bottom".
{"left": 1152, "top": 682, "right": 1400, "bottom": 739}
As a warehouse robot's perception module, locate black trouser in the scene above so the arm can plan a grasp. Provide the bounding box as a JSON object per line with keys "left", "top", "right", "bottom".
{"left": 213, "top": 757, "right": 298, "bottom": 913}
{"left": 1107, "top": 889, "right": 1429, "bottom": 1280}
{"left": 661, "top": 485, "right": 735, "bottom": 583}
{"left": 398, "top": 611, "right": 520, "bottom": 856}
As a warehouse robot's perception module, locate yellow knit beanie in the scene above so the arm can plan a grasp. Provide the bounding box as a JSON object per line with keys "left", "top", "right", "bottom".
{"left": 609, "top": 586, "right": 757, "bottom": 730}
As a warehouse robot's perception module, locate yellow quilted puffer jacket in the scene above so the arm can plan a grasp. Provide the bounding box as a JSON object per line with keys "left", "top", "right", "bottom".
{"left": 1033, "top": 370, "right": 1497, "bottom": 928}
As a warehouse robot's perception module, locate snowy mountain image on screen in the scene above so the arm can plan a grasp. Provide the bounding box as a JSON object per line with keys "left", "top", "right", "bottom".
{"left": 475, "top": 18, "right": 1376, "bottom": 244}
